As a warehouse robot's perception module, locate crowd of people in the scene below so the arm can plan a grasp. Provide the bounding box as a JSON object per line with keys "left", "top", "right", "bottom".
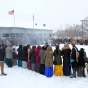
{"left": 0, "top": 41, "right": 88, "bottom": 78}
{"left": 51, "top": 38, "right": 88, "bottom": 45}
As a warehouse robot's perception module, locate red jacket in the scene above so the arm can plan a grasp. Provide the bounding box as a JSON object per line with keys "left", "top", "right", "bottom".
{"left": 34, "top": 46, "right": 42, "bottom": 63}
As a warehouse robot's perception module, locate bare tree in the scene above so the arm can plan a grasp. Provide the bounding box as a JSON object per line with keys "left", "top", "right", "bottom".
{"left": 83, "top": 17, "right": 88, "bottom": 32}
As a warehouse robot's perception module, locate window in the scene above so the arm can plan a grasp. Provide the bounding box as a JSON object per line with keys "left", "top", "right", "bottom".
{"left": 3, "top": 33, "right": 9, "bottom": 37}
{"left": 9, "top": 33, "right": 15, "bottom": 37}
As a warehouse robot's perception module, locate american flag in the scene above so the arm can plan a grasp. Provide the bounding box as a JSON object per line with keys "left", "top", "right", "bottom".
{"left": 8, "top": 10, "right": 14, "bottom": 15}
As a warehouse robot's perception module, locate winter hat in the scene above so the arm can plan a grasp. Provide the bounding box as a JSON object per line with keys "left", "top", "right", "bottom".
{"left": 56, "top": 45, "right": 59, "bottom": 49}
{"left": 62, "top": 43, "right": 70, "bottom": 50}
{"left": 45, "top": 42, "right": 48, "bottom": 45}
{"left": 64, "top": 43, "right": 69, "bottom": 48}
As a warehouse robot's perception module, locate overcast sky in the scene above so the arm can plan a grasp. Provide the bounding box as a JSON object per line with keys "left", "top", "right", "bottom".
{"left": 0, "top": 0, "right": 88, "bottom": 30}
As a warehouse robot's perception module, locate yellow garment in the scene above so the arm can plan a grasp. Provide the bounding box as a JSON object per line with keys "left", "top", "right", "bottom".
{"left": 76, "top": 58, "right": 78, "bottom": 62}
{"left": 54, "top": 65, "right": 63, "bottom": 76}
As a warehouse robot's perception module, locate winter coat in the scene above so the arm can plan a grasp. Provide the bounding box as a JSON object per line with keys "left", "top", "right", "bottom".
{"left": 34, "top": 46, "right": 42, "bottom": 63}
{"left": 0, "top": 48, "right": 5, "bottom": 61}
{"left": 22, "top": 46, "right": 27, "bottom": 61}
{"left": 39, "top": 49, "right": 45, "bottom": 64}
{"left": 62, "top": 43, "right": 71, "bottom": 65}
{"left": 5, "top": 46, "right": 14, "bottom": 59}
{"left": 17, "top": 45, "right": 23, "bottom": 60}
{"left": 44, "top": 46, "right": 53, "bottom": 67}
{"left": 30, "top": 51, "right": 36, "bottom": 64}
{"left": 13, "top": 51, "right": 18, "bottom": 59}
{"left": 12, "top": 47, "right": 18, "bottom": 59}
{"left": 78, "top": 48, "right": 85, "bottom": 67}
{"left": 53, "top": 49, "right": 62, "bottom": 65}
{"left": 71, "top": 46, "right": 79, "bottom": 68}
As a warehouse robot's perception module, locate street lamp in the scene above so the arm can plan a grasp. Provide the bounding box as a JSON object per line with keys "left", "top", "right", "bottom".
{"left": 80, "top": 20, "right": 85, "bottom": 39}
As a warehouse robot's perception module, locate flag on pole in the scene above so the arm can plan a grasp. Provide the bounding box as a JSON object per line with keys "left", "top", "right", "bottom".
{"left": 8, "top": 10, "right": 14, "bottom": 15}
{"left": 33, "top": 14, "right": 34, "bottom": 21}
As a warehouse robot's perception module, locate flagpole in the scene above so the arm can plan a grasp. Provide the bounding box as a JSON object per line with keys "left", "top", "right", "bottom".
{"left": 33, "top": 20, "right": 34, "bottom": 29}
{"left": 14, "top": 11, "right": 15, "bottom": 30}
{"left": 14, "top": 10, "right": 16, "bottom": 38}
{"left": 33, "top": 14, "right": 34, "bottom": 29}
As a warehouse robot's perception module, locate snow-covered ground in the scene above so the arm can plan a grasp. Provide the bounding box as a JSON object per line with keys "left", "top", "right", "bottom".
{"left": 0, "top": 44, "right": 88, "bottom": 88}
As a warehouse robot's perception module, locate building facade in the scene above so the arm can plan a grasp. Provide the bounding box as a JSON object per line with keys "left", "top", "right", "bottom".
{"left": 0, "top": 27, "right": 53, "bottom": 39}
{"left": 0, "top": 19, "right": 53, "bottom": 45}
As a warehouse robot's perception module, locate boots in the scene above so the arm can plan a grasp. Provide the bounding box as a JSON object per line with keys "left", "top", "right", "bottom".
{"left": 79, "top": 66, "right": 86, "bottom": 77}
{"left": 1, "top": 73, "right": 7, "bottom": 76}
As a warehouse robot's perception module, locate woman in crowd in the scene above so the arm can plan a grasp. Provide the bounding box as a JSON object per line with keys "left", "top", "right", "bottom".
{"left": 22, "top": 46, "right": 27, "bottom": 68}
{"left": 71, "top": 40, "right": 79, "bottom": 78}
{"left": 12, "top": 47, "right": 18, "bottom": 66}
{"left": 34, "top": 45, "right": 42, "bottom": 73}
{"left": 53, "top": 45, "right": 63, "bottom": 76}
{"left": 78, "top": 48, "right": 86, "bottom": 77}
{"left": 26, "top": 45, "right": 31, "bottom": 62}
{"left": 44, "top": 46, "right": 53, "bottom": 77}
{"left": 62, "top": 43, "right": 71, "bottom": 76}
{"left": 29, "top": 46, "right": 36, "bottom": 71}
{"left": 17, "top": 45, "right": 23, "bottom": 67}
{"left": 39, "top": 46, "right": 46, "bottom": 75}
{"left": 5, "top": 44, "right": 14, "bottom": 67}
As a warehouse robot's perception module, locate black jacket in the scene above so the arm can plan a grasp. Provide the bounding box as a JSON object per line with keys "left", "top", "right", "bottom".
{"left": 22, "top": 46, "right": 27, "bottom": 61}
{"left": 17, "top": 45, "right": 23, "bottom": 60}
{"left": 78, "top": 48, "right": 85, "bottom": 67}
{"left": 71, "top": 46, "right": 79, "bottom": 68}
{"left": 0, "top": 48, "right": 5, "bottom": 61}
{"left": 29, "top": 52, "right": 36, "bottom": 64}
{"left": 62, "top": 49, "right": 71, "bottom": 65}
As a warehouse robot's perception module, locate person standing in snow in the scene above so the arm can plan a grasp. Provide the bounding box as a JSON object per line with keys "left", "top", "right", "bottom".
{"left": 22, "top": 46, "right": 28, "bottom": 68}
{"left": 29, "top": 46, "right": 36, "bottom": 71}
{"left": 44, "top": 46, "right": 53, "bottom": 77}
{"left": 39, "top": 46, "right": 46, "bottom": 75}
{"left": 17, "top": 45, "right": 23, "bottom": 67}
{"left": 78, "top": 48, "right": 86, "bottom": 77}
{"left": 0, "top": 45, "right": 7, "bottom": 76}
{"left": 5, "top": 44, "right": 14, "bottom": 67}
{"left": 62, "top": 43, "right": 71, "bottom": 76}
{"left": 12, "top": 47, "right": 18, "bottom": 66}
{"left": 34, "top": 45, "right": 42, "bottom": 73}
{"left": 27, "top": 45, "right": 31, "bottom": 62}
{"left": 70, "top": 40, "right": 79, "bottom": 78}
{"left": 53, "top": 45, "right": 63, "bottom": 76}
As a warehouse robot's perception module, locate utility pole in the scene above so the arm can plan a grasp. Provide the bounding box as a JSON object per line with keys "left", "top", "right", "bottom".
{"left": 80, "top": 20, "right": 85, "bottom": 39}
